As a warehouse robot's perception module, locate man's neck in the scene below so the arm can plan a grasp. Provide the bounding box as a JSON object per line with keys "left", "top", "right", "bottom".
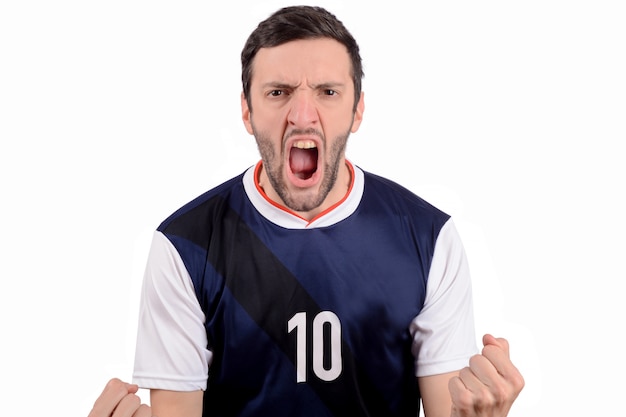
{"left": 254, "top": 160, "right": 354, "bottom": 222}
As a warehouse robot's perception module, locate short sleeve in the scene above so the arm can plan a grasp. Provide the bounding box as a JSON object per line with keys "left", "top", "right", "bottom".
{"left": 132, "top": 231, "right": 212, "bottom": 391}
{"left": 410, "top": 219, "right": 478, "bottom": 377}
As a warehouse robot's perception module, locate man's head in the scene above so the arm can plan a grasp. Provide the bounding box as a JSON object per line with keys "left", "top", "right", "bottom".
{"left": 241, "top": 6, "right": 364, "bottom": 112}
{"left": 240, "top": 6, "right": 365, "bottom": 220}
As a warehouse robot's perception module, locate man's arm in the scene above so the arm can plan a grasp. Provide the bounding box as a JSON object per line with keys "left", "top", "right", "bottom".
{"left": 419, "top": 335, "right": 525, "bottom": 417}
{"left": 419, "top": 371, "right": 458, "bottom": 417}
{"left": 150, "top": 389, "right": 204, "bottom": 417}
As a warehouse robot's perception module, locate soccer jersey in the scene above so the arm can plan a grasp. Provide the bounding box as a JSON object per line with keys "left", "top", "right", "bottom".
{"left": 133, "top": 161, "right": 477, "bottom": 416}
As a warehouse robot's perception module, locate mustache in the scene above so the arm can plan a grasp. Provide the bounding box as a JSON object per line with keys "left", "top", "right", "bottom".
{"left": 284, "top": 128, "right": 324, "bottom": 142}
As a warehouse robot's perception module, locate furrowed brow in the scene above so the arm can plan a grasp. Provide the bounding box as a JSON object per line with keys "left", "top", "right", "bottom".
{"left": 311, "top": 82, "right": 346, "bottom": 90}
{"left": 261, "top": 81, "right": 298, "bottom": 90}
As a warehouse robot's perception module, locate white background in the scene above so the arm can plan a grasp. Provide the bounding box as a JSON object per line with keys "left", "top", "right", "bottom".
{"left": 1, "top": 1, "right": 624, "bottom": 415}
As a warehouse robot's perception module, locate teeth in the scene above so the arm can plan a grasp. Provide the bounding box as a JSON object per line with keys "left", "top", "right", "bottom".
{"left": 293, "top": 140, "right": 316, "bottom": 149}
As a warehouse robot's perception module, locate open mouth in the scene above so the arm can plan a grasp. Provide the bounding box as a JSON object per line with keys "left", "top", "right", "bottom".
{"left": 289, "top": 140, "right": 319, "bottom": 180}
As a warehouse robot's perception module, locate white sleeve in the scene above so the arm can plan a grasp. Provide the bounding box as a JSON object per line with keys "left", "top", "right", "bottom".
{"left": 132, "top": 231, "right": 212, "bottom": 391}
{"left": 410, "top": 219, "right": 478, "bottom": 377}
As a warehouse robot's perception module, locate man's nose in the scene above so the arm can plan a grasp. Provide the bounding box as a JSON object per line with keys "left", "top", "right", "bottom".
{"left": 287, "top": 91, "right": 319, "bottom": 128}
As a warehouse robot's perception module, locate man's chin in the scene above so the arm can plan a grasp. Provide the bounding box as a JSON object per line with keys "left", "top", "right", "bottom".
{"left": 266, "top": 168, "right": 331, "bottom": 216}
{"left": 281, "top": 192, "right": 326, "bottom": 214}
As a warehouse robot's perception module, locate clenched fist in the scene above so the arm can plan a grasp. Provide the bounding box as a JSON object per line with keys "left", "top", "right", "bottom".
{"left": 88, "top": 378, "right": 152, "bottom": 417}
{"left": 449, "top": 334, "right": 525, "bottom": 417}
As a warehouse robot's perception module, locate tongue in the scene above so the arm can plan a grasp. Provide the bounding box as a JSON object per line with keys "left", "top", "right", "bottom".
{"left": 289, "top": 147, "right": 318, "bottom": 179}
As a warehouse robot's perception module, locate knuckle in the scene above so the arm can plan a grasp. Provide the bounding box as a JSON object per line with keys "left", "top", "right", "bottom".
{"left": 498, "top": 337, "right": 510, "bottom": 351}
{"left": 454, "top": 391, "right": 475, "bottom": 412}
{"left": 481, "top": 344, "right": 500, "bottom": 358}
{"left": 469, "top": 353, "right": 485, "bottom": 368}
{"left": 492, "top": 384, "right": 509, "bottom": 405}
{"left": 118, "top": 392, "right": 141, "bottom": 411}
{"left": 128, "top": 394, "right": 141, "bottom": 407}
{"left": 511, "top": 371, "right": 526, "bottom": 392}
{"left": 136, "top": 403, "right": 152, "bottom": 417}
{"left": 458, "top": 366, "right": 473, "bottom": 380}
{"left": 106, "top": 377, "right": 125, "bottom": 391}
{"left": 475, "top": 387, "right": 492, "bottom": 409}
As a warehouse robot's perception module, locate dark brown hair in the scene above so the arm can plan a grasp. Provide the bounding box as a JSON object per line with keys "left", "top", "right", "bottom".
{"left": 241, "top": 6, "right": 364, "bottom": 111}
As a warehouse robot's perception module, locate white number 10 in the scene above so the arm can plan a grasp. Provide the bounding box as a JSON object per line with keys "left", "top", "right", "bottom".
{"left": 287, "top": 311, "right": 342, "bottom": 383}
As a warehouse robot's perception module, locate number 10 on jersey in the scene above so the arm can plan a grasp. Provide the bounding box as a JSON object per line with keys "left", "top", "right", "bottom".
{"left": 287, "top": 311, "right": 343, "bottom": 383}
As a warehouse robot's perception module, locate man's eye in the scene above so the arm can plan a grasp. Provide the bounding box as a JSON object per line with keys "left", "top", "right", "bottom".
{"left": 269, "top": 90, "right": 284, "bottom": 97}
{"left": 324, "top": 89, "right": 337, "bottom": 96}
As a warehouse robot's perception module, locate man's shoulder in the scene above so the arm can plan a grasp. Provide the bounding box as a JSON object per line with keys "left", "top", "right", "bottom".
{"left": 361, "top": 170, "right": 450, "bottom": 221}
{"left": 156, "top": 171, "right": 247, "bottom": 234}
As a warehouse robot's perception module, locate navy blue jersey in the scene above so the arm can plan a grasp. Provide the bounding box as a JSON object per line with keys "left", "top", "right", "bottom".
{"left": 133, "top": 163, "right": 477, "bottom": 417}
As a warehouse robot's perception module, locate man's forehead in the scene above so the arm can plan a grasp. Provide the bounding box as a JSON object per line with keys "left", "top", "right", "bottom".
{"left": 251, "top": 38, "right": 352, "bottom": 82}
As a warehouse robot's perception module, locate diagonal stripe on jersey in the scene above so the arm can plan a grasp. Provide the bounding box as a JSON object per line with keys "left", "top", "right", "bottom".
{"left": 162, "top": 194, "right": 393, "bottom": 416}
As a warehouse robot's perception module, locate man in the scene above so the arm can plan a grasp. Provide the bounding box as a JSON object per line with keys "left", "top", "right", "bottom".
{"left": 89, "top": 6, "right": 524, "bottom": 417}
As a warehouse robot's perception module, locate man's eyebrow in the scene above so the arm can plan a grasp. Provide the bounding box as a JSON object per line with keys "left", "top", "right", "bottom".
{"left": 311, "top": 82, "right": 346, "bottom": 90}
{"left": 260, "top": 81, "right": 298, "bottom": 89}
{"left": 260, "top": 81, "right": 346, "bottom": 90}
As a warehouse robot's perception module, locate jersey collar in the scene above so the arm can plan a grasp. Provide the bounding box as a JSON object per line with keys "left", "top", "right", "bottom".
{"left": 243, "top": 160, "right": 364, "bottom": 229}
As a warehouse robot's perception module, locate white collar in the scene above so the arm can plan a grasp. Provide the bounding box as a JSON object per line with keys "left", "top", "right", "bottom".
{"left": 242, "top": 160, "right": 364, "bottom": 229}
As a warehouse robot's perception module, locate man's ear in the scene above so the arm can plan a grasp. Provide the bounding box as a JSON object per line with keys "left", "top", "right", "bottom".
{"left": 241, "top": 92, "right": 254, "bottom": 134}
{"left": 350, "top": 92, "right": 365, "bottom": 133}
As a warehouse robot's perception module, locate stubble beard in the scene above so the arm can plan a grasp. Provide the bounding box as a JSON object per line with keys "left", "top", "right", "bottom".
{"left": 253, "top": 127, "right": 350, "bottom": 213}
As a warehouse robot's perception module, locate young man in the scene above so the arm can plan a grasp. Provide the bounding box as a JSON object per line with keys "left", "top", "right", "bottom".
{"left": 89, "top": 6, "right": 524, "bottom": 417}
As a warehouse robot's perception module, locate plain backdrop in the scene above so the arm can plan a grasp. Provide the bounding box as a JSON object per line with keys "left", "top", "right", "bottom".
{"left": 1, "top": 1, "right": 624, "bottom": 415}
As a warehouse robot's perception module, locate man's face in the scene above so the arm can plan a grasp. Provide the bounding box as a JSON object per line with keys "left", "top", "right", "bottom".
{"left": 242, "top": 38, "right": 364, "bottom": 219}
